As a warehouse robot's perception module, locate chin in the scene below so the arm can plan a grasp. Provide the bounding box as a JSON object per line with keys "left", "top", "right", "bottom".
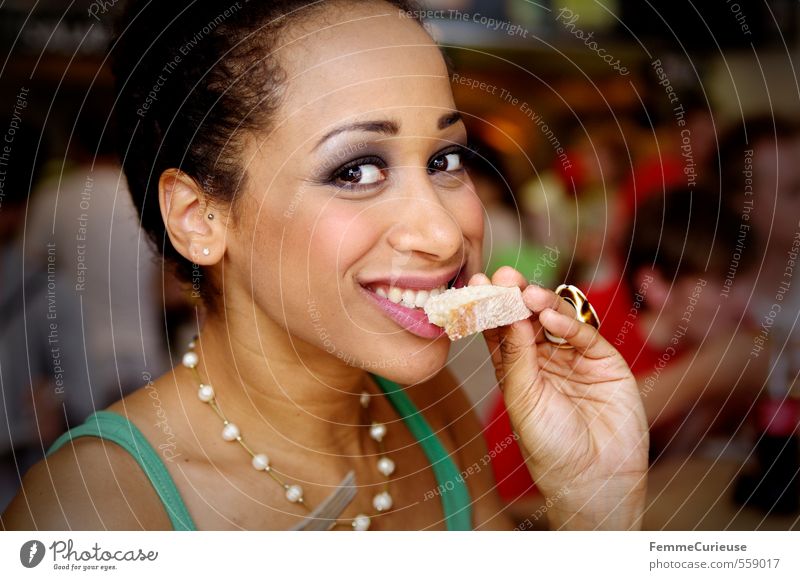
{"left": 354, "top": 339, "right": 451, "bottom": 384}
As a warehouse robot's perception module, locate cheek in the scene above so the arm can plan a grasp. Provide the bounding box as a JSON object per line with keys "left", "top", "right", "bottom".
{"left": 448, "top": 189, "right": 485, "bottom": 243}
{"left": 306, "top": 203, "right": 382, "bottom": 288}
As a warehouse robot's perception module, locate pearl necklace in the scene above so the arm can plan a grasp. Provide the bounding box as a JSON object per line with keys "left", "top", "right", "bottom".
{"left": 181, "top": 339, "right": 395, "bottom": 531}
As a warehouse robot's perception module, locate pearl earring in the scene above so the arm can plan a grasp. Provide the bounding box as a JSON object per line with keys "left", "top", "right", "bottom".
{"left": 202, "top": 248, "right": 210, "bottom": 256}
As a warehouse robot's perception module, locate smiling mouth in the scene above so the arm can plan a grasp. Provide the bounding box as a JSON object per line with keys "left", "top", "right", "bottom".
{"left": 360, "top": 266, "right": 466, "bottom": 340}
{"left": 361, "top": 270, "right": 464, "bottom": 310}
{"left": 356, "top": 262, "right": 468, "bottom": 339}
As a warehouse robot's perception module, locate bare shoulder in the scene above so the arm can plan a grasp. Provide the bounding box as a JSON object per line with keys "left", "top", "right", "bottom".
{"left": 414, "top": 367, "right": 513, "bottom": 530}
{"left": 2, "top": 432, "right": 171, "bottom": 531}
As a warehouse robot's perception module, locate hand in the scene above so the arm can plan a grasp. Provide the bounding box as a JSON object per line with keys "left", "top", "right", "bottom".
{"left": 473, "top": 267, "right": 649, "bottom": 530}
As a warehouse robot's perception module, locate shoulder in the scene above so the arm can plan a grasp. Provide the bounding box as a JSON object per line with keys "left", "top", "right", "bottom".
{"left": 2, "top": 429, "right": 172, "bottom": 531}
{"left": 413, "top": 367, "right": 513, "bottom": 530}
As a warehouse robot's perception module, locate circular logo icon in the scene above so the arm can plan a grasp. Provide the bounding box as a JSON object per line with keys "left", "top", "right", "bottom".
{"left": 20, "top": 540, "right": 46, "bottom": 568}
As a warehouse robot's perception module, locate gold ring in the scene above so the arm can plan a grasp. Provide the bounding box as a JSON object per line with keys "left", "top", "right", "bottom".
{"left": 544, "top": 284, "right": 600, "bottom": 348}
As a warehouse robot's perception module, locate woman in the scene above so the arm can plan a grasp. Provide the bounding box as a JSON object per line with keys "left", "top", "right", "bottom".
{"left": 3, "top": 0, "right": 647, "bottom": 531}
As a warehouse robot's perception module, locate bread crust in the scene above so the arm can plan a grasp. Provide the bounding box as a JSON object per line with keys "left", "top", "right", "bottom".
{"left": 424, "top": 286, "right": 531, "bottom": 340}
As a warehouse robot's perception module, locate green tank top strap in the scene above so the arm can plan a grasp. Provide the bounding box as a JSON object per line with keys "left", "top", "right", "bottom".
{"left": 371, "top": 374, "right": 473, "bottom": 531}
{"left": 46, "top": 410, "right": 196, "bottom": 531}
{"left": 46, "top": 376, "right": 472, "bottom": 531}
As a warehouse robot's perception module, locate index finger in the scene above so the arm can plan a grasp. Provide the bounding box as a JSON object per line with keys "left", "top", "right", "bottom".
{"left": 539, "top": 307, "right": 618, "bottom": 359}
{"left": 490, "top": 266, "right": 528, "bottom": 290}
{"left": 521, "top": 283, "right": 578, "bottom": 319}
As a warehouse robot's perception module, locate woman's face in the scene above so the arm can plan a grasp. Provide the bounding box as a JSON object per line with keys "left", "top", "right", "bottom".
{"left": 226, "top": 3, "right": 484, "bottom": 384}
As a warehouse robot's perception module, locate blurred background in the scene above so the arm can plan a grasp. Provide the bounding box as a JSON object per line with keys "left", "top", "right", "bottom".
{"left": 1, "top": 0, "right": 799, "bottom": 530}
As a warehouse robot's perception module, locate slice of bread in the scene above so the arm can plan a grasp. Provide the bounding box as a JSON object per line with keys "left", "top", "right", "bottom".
{"left": 423, "top": 285, "right": 531, "bottom": 340}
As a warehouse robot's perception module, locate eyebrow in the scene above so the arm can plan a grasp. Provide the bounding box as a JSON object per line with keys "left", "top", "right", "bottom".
{"left": 313, "top": 111, "right": 463, "bottom": 151}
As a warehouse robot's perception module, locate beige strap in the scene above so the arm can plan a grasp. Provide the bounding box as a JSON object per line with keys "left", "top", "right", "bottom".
{"left": 289, "top": 470, "right": 357, "bottom": 531}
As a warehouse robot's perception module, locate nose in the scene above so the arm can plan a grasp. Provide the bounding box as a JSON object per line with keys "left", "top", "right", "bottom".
{"left": 386, "top": 172, "right": 464, "bottom": 261}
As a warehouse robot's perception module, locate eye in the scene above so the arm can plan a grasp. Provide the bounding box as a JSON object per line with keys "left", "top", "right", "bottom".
{"left": 428, "top": 147, "right": 469, "bottom": 174}
{"left": 333, "top": 160, "right": 386, "bottom": 187}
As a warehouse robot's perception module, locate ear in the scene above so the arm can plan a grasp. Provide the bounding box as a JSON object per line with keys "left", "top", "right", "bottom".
{"left": 159, "top": 169, "right": 225, "bottom": 265}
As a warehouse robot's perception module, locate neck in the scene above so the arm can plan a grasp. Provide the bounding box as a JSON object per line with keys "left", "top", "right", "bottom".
{"left": 186, "top": 305, "right": 377, "bottom": 453}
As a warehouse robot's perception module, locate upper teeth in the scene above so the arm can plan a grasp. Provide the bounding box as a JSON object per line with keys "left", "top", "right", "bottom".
{"left": 375, "top": 285, "right": 447, "bottom": 308}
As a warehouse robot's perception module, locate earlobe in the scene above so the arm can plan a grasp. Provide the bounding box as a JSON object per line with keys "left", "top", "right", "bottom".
{"left": 159, "top": 169, "right": 225, "bottom": 265}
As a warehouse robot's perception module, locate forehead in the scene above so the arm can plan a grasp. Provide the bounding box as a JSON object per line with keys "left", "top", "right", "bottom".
{"left": 274, "top": 4, "right": 454, "bottom": 132}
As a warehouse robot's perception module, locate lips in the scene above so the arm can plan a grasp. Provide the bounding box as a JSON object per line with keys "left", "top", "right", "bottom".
{"left": 358, "top": 266, "right": 467, "bottom": 339}
{"left": 359, "top": 264, "right": 466, "bottom": 291}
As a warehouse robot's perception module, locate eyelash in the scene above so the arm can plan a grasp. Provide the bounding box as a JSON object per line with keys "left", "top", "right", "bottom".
{"left": 324, "top": 144, "right": 475, "bottom": 193}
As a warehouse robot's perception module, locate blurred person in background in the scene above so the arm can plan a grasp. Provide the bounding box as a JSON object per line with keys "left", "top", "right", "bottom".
{"left": 23, "top": 96, "right": 171, "bottom": 426}
{"left": 719, "top": 117, "right": 800, "bottom": 513}
{"left": 559, "top": 119, "right": 630, "bottom": 286}
{"left": 619, "top": 91, "right": 717, "bottom": 224}
{"left": 611, "top": 187, "right": 765, "bottom": 455}
{"left": 0, "top": 117, "right": 59, "bottom": 511}
{"left": 719, "top": 116, "right": 800, "bottom": 378}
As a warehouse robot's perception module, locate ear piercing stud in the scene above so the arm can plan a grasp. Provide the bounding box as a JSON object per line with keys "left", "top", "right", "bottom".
{"left": 202, "top": 248, "right": 210, "bottom": 256}
{"left": 207, "top": 213, "right": 214, "bottom": 220}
